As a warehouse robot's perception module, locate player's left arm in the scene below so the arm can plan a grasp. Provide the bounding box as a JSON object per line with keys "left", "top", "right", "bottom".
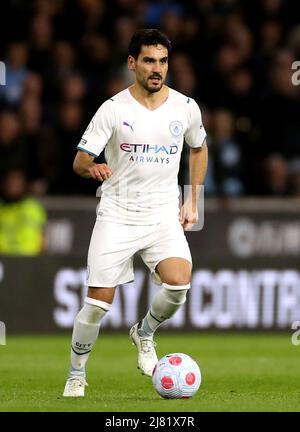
{"left": 180, "top": 141, "right": 208, "bottom": 231}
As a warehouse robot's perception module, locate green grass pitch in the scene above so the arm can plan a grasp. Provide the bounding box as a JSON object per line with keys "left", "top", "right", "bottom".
{"left": 0, "top": 332, "right": 299, "bottom": 412}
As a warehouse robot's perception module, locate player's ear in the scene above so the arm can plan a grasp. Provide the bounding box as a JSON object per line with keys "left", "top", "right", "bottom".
{"left": 128, "top": 55, "right": 136, "bottom": 71}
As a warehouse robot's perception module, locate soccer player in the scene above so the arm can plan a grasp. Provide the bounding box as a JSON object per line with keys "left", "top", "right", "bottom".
{"left": 63, "top": 29, "right": 208, "bottom": 397}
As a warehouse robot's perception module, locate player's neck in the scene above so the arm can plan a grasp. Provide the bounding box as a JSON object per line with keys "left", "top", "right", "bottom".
{"left": 128, "top": 84, "right": 169, "bottom": 111}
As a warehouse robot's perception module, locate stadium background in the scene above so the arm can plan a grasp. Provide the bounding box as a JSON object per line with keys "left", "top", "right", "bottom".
{"left": 0, "top": 0, "right": 300, "bottom": 413}
{"left": 1, "top": 0, "right": 300, "bottom": 332}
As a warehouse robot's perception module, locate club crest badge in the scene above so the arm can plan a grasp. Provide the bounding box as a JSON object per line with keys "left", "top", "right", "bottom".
{"left": 169, "top": 120, "right": 183, "bottom": 137}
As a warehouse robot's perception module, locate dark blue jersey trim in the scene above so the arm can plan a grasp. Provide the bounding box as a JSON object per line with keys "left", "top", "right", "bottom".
{"left": 77, "top": 147, "right": 98, "bottom": 158}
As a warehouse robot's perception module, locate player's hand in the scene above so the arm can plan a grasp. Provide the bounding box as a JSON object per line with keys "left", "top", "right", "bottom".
{"left": 88, "top": 163, "right": 113, "bottom": 181}
{"left": 179, "top": 201, "right": 198, "bottom": 231}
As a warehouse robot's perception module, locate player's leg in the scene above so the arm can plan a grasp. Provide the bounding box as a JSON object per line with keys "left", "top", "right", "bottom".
{"left": 130, "top": 221, "right": 192, "bottom": 377}
{"left": 138, "top": 257, "right": 191, "bottom": 334}
{"left": 63, "top": 287, "right": 116, "bottom": 397}
{"left": 63, "top": 220, "right": 136, "bottom": 396}
{"left": 70, "top": 287, "right": 115, "bottom": 374}
{"left": 155, "top": 257, "right": 192, "bottom": 286}
{"left": 129, "top": 258, "right": 191, "bottom": 377}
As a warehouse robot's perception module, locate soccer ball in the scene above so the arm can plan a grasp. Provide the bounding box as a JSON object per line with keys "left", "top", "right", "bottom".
{"left": 152, "top": 353, "right": 201, "bottom": 399}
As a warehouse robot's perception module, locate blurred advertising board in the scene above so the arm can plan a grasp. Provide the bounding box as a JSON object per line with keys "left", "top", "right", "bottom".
{"left": 0, "top": 198, "right": 299, "bottom": 332}
{"left": 0, "top": 257, "right": 299, "bottom": 332}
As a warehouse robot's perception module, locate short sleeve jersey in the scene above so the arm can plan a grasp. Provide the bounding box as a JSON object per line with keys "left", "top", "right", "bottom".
{"left": 77, "top": 87, "right": 206, "bottom": 224}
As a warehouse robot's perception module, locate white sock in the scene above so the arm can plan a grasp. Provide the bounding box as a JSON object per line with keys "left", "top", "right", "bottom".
{"left": 138, "top": 283, "right": 190, "bottom": 337}
{"left": 69, "top": 297, "right": 111, "bottom": 377}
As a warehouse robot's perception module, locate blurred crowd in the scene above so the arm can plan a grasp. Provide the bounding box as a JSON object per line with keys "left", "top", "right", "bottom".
{"left": 1, "top": 0, "right": 300, "bottom": 198}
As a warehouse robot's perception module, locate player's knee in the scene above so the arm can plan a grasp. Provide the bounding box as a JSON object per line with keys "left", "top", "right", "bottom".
{"left": 161, "top": 271, "right": 191, "bottom": 286}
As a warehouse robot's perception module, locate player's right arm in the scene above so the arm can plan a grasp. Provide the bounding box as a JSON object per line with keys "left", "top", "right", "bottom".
{"left": 74, "top": 99, "right": 115, "bottom": 181}
{"left": 73, "top": 150, "right": 112, "bottom": 181}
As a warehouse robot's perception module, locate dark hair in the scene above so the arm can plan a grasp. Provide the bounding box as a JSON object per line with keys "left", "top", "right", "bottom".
{"left": 128, "top": 29, "right": 172, "bottom": 59}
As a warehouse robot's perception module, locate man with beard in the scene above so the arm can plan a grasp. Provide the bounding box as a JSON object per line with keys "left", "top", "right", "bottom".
{"left": 63, "top": 29, "right": 208, "bottom": 397}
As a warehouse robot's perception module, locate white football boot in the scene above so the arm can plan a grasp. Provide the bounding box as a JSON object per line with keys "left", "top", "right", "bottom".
{"left": 129, "top": 322, "right": 158, "bottom": 377}
{"left": 63, "top": 376, "right": 88, "bottom": 397}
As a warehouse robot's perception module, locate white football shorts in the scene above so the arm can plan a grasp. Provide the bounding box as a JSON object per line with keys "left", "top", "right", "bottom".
{"left": 86, "top": 218, "right": 192, "bottom": 287}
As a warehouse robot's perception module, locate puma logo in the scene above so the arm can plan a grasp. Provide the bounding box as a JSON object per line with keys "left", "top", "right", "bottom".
{"left": 123, "top": 121, "right": 135, "bottom": 132}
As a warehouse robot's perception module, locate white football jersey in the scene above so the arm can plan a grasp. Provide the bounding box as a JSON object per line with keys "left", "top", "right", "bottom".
{"left": 77, "top": 87, "right": 206, "bottom": 224}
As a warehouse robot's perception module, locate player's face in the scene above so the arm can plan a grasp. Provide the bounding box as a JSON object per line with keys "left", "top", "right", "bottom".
{"left": 131, "top": 44, "right": 168, "bottom": 93}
